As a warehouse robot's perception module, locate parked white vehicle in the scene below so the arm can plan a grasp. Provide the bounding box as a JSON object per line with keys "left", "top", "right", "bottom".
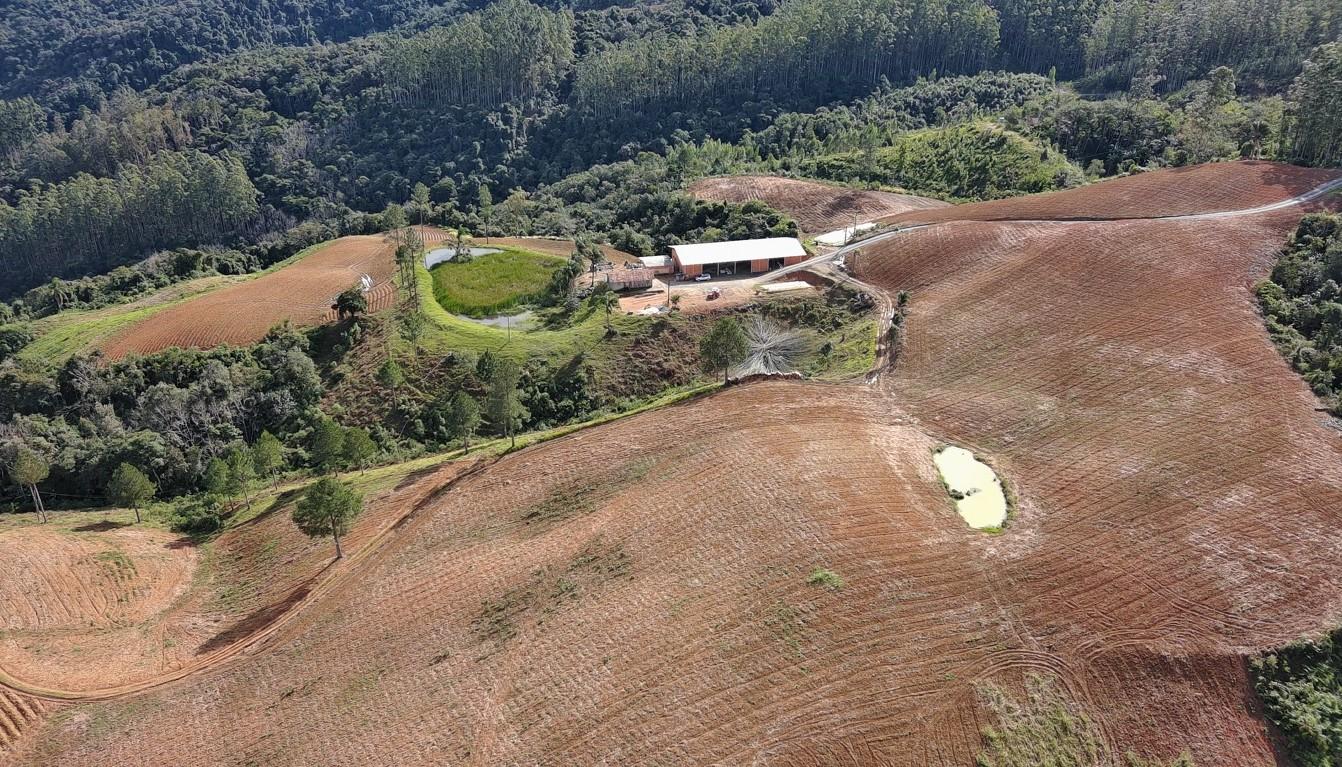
{"left": 694, "top": 273, "right": 713, "bottom": 282}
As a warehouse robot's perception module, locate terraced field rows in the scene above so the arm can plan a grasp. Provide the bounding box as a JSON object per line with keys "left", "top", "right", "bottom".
{"left": 10, "top": 161, "right": 1342, "bottom": 766}
{"left": 861, "top": 207, "right": 1342, "bottom": 763}
{"left": 0, "top": 689, "right": 46, "bottom": 755}
{"left": 880, "top": 160, "right": 1341, "bottom": 225}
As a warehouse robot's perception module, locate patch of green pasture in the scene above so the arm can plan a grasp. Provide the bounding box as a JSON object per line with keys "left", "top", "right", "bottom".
{"left": 429, "top": 247, "right": 565, "bottom": 317}
{"left": 18, "top": 275, "right": 234, "bottom": 364}
{"left": 412, "top": 261, "right": 651, "bottom": 363}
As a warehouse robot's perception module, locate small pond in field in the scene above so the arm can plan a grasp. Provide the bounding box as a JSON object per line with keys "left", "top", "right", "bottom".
{"left": 424, "top": 246, "right": 501, "bottom": 269}
{"left": 933, "top": 445, "right": 1008, "bottom": 530}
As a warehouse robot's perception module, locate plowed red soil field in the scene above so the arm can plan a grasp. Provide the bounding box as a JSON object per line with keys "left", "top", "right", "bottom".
{"left": 880, "top": 159, "right": 1340, "bottom": 225}
{"left": 0, "top": 460, "right": 470, "bottom": 701}
{"left": 689, "top": 175, "right": 948, "bottom": 233}
{"left": 100, "top": 235, "right": 398, "bottom": 359}
{"left": 9, "top": 161, "right": 1342, "bottom": 766}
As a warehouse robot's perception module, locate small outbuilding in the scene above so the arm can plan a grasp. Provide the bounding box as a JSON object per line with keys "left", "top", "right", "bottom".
{"left": 669, "top": 238, "right": 807, "bottom": 277}
{"left": 599, "top": 267, "right": 655, "bottom": 292}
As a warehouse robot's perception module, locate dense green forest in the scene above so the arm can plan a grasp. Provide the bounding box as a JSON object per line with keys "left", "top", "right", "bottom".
{"left": 1258, "top": 213, "right": 1342, "bottom": 414}
{"left": 796, "top": 123, "right": 1081, "bottom": 200}
{"left": 1254, "top": 625, "right": 1342, "bottom": 766}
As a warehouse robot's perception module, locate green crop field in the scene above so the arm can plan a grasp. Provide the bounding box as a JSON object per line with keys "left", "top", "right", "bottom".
{"left": 429, "top": 247, "right": 566, "bottom": 317}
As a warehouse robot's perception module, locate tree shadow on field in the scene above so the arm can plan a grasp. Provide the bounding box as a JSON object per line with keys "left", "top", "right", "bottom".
{"left": 235, "top": 488, "right": 304, "bottom": 528}
{"left": 72, "top": 520, "right": 131, "bottom": 533}
{"left": 394, "top": 463, "right": 448, "bottom": 493}
{"left": 194, "top": 562, "right": 333, "bottom": 656}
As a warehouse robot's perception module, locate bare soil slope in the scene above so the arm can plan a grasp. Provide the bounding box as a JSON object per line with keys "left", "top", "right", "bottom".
{"left": 690, "top": 175, "right": 948, "bottom": 234}
{"left": 100, "top": 235, "right": 398, "bottom": 359}
{"left": 9, "top": 162, "right": 1342, "bottom": 766}
{"left": 881, "top": 160, "right": 1339, "bottom": 224}
{"left": 863, "top": 210, "right": 1342, "bottom": 763}
{"left": 0, "top": 461, "right": 469, "bottom": 697}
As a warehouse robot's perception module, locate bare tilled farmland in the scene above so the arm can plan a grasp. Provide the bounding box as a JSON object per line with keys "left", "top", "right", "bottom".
{"left": 100, "top": 235, "right": 398, "bottom": 360}
{"left": 880, "top": 160, "right": 1341, "bottom": 225}
{"left": 7, "top": 161, "right": 1342, "bottom": 767}
{"left": 689, "top": 175, "right": 948, "bottom": 234}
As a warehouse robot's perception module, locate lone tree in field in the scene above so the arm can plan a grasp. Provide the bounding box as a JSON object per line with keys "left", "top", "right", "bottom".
{"left": 204, "top": 456, "right": 231, "bottom": 503}
{"left": 445, "top": 390, "right": 482, "bottom": 453}
{"left": 700, "top": 317, "right": 749, "bottom": 384}
{"left": 595, "top": 288, "right": 620, "bottom": 331}
{"left": 251, "top": 431, "right": 285, "bottom": 487}
{"left": 411, "top": 182, "right": 431, "bottom": 225}
{"left": 382, "top": 202, "right": 407, "bottom": 237}
{"left": 9, "top": 447, "right": 49, "bottom": 523}
{"left": 292, "top": 477, "right": 362, "bottom": 560}
{"left": 106, "top": 463, "right": 156, "bottom": 524}
{"left": 400, "top": 309, "right": 426, "bottom": 359}
{"left": 377, "top": 359, "right": 405, "bottom": 390}
{"left": 342, "top": 427, "right": 377, "bottom": 473}
{"left": 334, "top": 286, "right": 367, "bottom": 320}
{"left": 478, "top": 186, "right": 493, "bottom": 241}
{"left": 225, "top": 445, "right": 257, "bottom": 512}
{"left": 577, "top": 237, "right": 605, "bottom": 286}
{"left": 486, "top": 359, "right": 529, "bottom": 449}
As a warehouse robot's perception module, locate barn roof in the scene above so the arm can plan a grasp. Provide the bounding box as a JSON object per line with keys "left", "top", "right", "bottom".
{"left": 602, "top": 268, "right": 654, "bottom": 284}
{"left": 670, "top": 238, "right": 806, "bottom": 266}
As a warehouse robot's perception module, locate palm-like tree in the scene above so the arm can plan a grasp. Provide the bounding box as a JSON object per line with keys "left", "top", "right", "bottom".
{"left": 596, "top": 290, "right": 620, "bottom": 331}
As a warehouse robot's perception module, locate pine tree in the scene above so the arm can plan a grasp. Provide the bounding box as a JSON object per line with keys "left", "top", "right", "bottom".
{"left": 251, "top": 431, "right": 285, "bottom": 487}
{"left": 107, "top": 463, "right": 156, "bottom": 524}
{"left": 292, "top": 477, "right": 362, "bottom": 560}
{"left": 485, "top": 359, "right": 528, "bottom": 448}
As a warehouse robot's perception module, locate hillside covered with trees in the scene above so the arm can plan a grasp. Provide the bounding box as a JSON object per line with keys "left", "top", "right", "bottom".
{"left": 0, "top": 0, "right": 1337, "bottom": 298}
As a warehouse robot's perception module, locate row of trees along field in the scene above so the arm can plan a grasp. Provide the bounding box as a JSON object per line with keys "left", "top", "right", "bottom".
{"left": 0, "top": 150, "right": 258, "bottom": 292}
{"left": 383, "top": 0, "right": 576, "bottom": 110}
{"left": 1082, "top": 0, "right": 1339, "bottom": 94}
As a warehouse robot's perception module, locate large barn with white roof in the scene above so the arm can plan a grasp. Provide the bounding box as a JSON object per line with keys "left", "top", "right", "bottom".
{"left": 669, "top": 238, "right": 807, "bottom": 277}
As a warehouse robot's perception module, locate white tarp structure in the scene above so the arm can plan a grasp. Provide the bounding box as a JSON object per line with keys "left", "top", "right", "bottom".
{"left": 815, "top": 223, "right": 875, "bottom": 247}
{"left": 755, "top": 281, "right": 812, "bottom": 294}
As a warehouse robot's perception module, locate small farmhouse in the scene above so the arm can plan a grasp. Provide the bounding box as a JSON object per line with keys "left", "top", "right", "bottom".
{"left": 669, "top": 238, "right": 807, "bottom": 277}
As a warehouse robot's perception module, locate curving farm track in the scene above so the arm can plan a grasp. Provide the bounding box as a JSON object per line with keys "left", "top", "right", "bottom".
{"left": 7, "top": 161, "right": 1342, "bottom": 766}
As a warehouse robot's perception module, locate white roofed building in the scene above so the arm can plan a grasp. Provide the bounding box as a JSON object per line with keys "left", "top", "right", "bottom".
{"left": 669, "top": 238, "right": 807, "bottom": 277}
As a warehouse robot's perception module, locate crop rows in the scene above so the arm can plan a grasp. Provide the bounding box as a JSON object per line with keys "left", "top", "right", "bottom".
{"left": 881, "top": 160, "right": 1340, "bottom": 225}
{"left": 101, "top": 235, "right": 398, "bottom": 359}
{"left": 12, "top": 161, "right": 1342, "bottom": 766}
